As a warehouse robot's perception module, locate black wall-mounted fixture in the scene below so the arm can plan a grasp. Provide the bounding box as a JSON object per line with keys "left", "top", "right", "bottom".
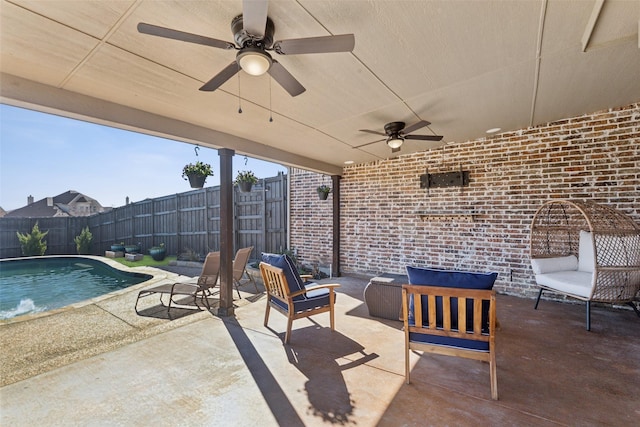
{"left": 420, "top": 168, "right": 470, "bottom": 189}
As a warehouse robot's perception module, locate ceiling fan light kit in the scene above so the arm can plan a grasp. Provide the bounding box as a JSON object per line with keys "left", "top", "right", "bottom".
{"left": 237, "top": 47, "right": 272, "bottom": 76}
{"left": 387, "top": 137, "right": 403, "bottom": 149}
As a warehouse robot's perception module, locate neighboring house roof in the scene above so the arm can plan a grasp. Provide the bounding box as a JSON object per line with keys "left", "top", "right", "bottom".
{"left": 3, "top": 191, "right": 105, "bottom": 218}
{"left": 0, "top": 207, "right": 6, "bottom": 218}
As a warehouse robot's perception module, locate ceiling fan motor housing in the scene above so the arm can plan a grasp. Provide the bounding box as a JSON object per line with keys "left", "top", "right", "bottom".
{"left": 232, "top": 14, "right": 275, "bottom": 47}
{"left": 384, "top": 121, "right": 406, "bottom": 136}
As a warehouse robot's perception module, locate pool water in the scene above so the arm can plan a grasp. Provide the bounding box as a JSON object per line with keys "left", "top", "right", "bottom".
{"left": 0, "top": 257, "right": 152, "bottom": 320}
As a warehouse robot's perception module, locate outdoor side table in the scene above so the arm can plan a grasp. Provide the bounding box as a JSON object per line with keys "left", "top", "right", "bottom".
{"left": 363, "top": 275, "right": 407, "bottom": 321}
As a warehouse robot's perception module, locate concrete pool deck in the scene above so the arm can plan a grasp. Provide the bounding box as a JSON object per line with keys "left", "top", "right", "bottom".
{"left": 1, "top": 267, "right": 639, "bottom": 425}
{"left": 0, "top": 260, "right": 255, "bottom": 386}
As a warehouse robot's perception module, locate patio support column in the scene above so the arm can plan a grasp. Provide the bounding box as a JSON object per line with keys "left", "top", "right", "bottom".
{"left": 218, "top": 148, "right": 235, "bottom": 316}
{"left": 331, "top": 175, "right": 341, "bottom": 277}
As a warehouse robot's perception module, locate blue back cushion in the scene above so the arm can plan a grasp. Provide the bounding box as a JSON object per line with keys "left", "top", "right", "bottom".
{"left": 261, "top": 253, "right": 305, "bottom": 294}
{"left": 406, "top": 266, "right": 497, "bottom": 332}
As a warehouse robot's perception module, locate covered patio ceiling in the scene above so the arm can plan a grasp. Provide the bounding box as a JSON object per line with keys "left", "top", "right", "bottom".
{"left": 1, "top": 0, "right": 639, "bottom": 175}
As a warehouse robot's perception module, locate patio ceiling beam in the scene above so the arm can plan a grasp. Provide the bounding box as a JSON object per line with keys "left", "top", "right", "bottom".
{"left": 0, "top": 73, "right": 342, "bottom": 176}
{"left": 581, "top": 0, "right": 605, "bottom": 52}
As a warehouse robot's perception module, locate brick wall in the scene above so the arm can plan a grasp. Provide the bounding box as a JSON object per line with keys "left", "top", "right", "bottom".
{"left": 289, "top": 169, "right": 334, "bottom": 268}
{"left": 290, "top": 103, "right": 639, "bottom": 297}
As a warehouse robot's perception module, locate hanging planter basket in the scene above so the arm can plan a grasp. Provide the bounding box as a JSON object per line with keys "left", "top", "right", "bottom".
{"left": 187, "top": 174, "right": 207, "bottom": 189}
{"left": 234, "top": 170, "right": 258, "bottom": 194}
{"left": 317, "top": 185, "right": 331, "bottom": 200}
{"left": 238, "top": 181, "right": 253, "bottom": 193}
{"left": 182, "top": 158, "right": 213, "bottom": 189}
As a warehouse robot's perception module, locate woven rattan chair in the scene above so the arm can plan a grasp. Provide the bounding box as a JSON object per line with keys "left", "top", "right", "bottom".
{"left": 530, "top": 200, "right": 640, "bottom": 330}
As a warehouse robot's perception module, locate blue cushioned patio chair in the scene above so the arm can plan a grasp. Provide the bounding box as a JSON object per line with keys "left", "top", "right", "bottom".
{"left": 259, "top": 254, "right": 340, "bottom": 344}
{"left": 403, "top": 266, "right": 498, "bottom": 400}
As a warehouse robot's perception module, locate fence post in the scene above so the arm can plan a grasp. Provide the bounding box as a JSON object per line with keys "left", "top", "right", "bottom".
{"left": 204, "top": 187, "right": 210, "bottom": 251}
{"left": 176, "top": 193, "right": 182, "bottom": 257}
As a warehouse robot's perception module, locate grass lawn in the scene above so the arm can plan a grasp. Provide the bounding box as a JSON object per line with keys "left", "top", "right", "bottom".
{"left": 110, "top": 255, "right": 177, "bottom": 268}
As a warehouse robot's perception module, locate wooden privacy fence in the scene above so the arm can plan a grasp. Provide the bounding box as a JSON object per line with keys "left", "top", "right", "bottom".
{"left": 0, "top": 174, "right": 288, "bottom": 262}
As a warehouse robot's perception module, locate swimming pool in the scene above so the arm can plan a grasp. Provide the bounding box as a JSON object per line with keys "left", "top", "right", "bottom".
{"left": 0, "top": 256, "right": 153, "bottom": 320}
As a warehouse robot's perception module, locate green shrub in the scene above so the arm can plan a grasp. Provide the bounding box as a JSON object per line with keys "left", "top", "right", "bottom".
{"left": 74, "top": 226, "right": 93, "bottom": 255}
{"left": 16, "top": 222, "right": 48, "bottom": 256}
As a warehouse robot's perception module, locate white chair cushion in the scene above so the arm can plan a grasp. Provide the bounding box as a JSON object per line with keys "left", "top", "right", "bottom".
{"left": 530, "top": 255, "right": 578, "bottom": 274}
{"left": 535, "top": 271, "right": 593, "bottom": 299}
{"left": 578, "top": 230, "right": 595, "bottom": 273}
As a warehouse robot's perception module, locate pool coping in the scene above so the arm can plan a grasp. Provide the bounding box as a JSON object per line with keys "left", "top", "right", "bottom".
{"left": 0, "top": 255, "right": 171, "bottom": 325}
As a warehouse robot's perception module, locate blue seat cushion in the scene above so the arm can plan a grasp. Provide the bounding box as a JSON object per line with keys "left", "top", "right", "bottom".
{"left": 408, "top": 331, "right": 489, "bottom": 352}
{"left": 269, "top": 283, "right": 331, "bottom": 313}
{"left": 406, "top": 266, "right": 498, "bottom": 334}
{"left": 262, "top": 253, "right": 306, "bottom": 294}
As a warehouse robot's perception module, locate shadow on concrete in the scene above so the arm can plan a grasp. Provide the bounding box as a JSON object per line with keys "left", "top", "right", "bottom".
{"left": 134, "top": 295, "right": 219, "bottom": 320}
{"left": 222, "top": 317, "right": 306, "bottom": 426}
{"left": 283, "top": 326, "right": 379, "bottom": 425}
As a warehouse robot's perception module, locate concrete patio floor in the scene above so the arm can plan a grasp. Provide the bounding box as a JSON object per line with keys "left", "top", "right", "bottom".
{"left": 1, "top": 269, "right": 639, "bottom": 426}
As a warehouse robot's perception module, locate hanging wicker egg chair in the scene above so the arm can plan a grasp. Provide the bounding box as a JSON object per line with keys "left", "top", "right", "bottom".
{"left": 530, "top": 199, "right": 640, "bottom": 328}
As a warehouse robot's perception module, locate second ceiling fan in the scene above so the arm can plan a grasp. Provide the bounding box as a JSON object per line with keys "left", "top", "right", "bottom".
{"left": 355, "top": 120, "right": 444, "bottom": 153}
{"left": 138, "top": 0, "right": 355, "bottom": 97}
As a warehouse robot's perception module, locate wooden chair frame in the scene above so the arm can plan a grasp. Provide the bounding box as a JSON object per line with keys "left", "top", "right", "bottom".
{"left": 402, "top": 284, "right": 498, "bottom": 400}
{"left": 259, "top": 262, "right": 339, "bottom": 344}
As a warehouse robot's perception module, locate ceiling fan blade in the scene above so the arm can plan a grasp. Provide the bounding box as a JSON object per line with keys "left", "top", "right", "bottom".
{"left": 273, "top": 34, "right": 355, "bottom": 55}
{"left": 268, "top": 61, "right": 306, "bottom": 97}
{"left": 137, "top": 23, "right": 235, "bottom": 50}
{"left": 353, "top": 138, "right": 386, "bottom": 149}
{"left": 242, "top": 0, "right": 269, "bottom": 38}
{"left": 359, "top": 129, "right": 386, "bottom": 136}
{"left": 404, "top": 134, "right": 444, "bottom": 141}
{"left": 403, "top": 120, "right": 432, "bottom": 135}
{"left": 199, "top": 62, "right": 240, "bottom": 91}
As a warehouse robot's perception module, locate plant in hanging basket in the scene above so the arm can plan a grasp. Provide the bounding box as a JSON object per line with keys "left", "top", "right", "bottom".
{"left": 317, "top": 184, "right": 331, "bottom": 200}
{"left": 234, "top": 170, "right": 259, "bottom": 193}
{"left": 182, "top": 161, "right": 214, "bottom": 188}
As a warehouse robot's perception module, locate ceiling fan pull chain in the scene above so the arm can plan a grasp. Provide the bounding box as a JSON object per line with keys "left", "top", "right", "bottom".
{"left": 269, "top": 76, "right": 273, "bottom": 122}
{"left": 237, "top": 65, "right": 243, "bottom": 114}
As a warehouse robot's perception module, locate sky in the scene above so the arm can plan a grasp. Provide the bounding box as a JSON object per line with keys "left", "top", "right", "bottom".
{"left": 0, "top": 104, "right": 286, "bottom": 211}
